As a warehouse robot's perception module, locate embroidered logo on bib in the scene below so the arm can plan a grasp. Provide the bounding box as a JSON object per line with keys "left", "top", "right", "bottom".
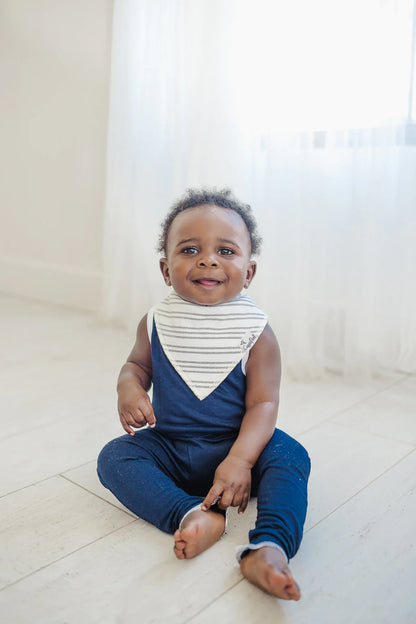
{"left": 240, "top": 331, "right": 259, "bottom": 352}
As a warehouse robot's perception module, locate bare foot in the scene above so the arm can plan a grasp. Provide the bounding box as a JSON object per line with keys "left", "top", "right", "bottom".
{"left": 173, "top": 509, "right": 225, "bottom": 559}
{"left": 240, "top": 546, "right": 301, "bottom": 601}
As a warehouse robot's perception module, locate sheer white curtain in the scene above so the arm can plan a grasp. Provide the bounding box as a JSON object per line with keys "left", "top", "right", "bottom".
{"left": 102, "top": 0, "right": 416, "bottom": 379}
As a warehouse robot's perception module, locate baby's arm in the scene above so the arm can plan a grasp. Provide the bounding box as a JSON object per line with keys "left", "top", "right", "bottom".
{"left": 202, "top": 323, "right": 280, "bottom": 513}
{"left": 117, "top": 314, "right": 156, "bottom": 435}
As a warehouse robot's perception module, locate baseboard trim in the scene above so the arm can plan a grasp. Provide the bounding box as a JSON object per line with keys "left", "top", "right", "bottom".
{"left": 0, "top": 257, "right": 102, "bottom": 312}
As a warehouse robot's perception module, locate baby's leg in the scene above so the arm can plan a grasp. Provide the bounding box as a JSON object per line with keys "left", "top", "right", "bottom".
{"left": 241, "top": 429, "right": 310, "bottom": 599}
{"left": 97, "top": 430, "right": 203, "bottom": 534}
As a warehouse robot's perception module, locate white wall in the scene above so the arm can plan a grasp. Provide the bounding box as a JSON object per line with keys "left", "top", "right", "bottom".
{"left": 0, "top": 0, "right": 113, "bottom": 311}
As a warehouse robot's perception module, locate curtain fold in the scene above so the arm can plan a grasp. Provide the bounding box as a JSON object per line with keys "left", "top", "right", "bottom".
{"left": 102, "top": 0, "right": 416, "bottom": 379}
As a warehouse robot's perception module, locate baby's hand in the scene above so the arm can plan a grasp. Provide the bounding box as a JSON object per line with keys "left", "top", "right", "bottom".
{"left": 118, "top": 386, "right": 156, "bottom": 435}
{"left": 202, "top": 454, "right": 252, "bottom": 514}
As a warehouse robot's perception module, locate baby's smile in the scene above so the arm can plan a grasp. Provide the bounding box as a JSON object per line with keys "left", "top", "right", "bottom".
{"left": 193, "top": 277, "right": 223, "bottom": 287}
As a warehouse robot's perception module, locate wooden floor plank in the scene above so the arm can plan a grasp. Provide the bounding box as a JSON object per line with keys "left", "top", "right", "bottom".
{"left": 297, "top": 421, "right": 413, "bottom": 529}
{"left": 0, "top": 475, "right": 134, "bottom": 588}
{"left": 278, "top": 370, "right": 405, "bottom": 437}
{"left": 62, "top": 461, "right": 137, "bottom": 516}
{"left": 332, "top": 374, "right": 416, "bottom": 444}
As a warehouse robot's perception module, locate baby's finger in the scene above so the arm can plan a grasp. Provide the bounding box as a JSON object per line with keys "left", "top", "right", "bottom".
{"left": 238, "top": 493, "right": 250, "bottom": 514}
{"left": 123, "top": 410, "right": 147, "bottom": 433}
{"left": 217, "top": 488, "right": 234, "bottom": 510}
{"left": 120, "top": 414, "right": 135, "bottom": 436}
{"left": 137, "top": 398, "right": 156, "bottom": 428}
{"left": 201, "top": 484, "right": 224, "bottom": 511}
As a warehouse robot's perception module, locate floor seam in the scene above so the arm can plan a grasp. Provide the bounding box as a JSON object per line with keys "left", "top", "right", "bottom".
{"left": 322, "top": 420, "right": 416, "bottom": 446}
{"left": 183, "top": 578, "right": 244, "bottom": 623}
{"left": 59, "top": 474, "right": 137, "bottom": 518}
{"left": 304, "top": 447, "right": 416, "bottom": 534}
{"left": 0, "top": 474, "right": 63, "bottom": 500}
{"left": 0, "top": 458, "right": 101, "bottom": 501}
{"left": 0, "top": 519, "right": 138, "bottom": 594}
{"left": 293, "top": 374, "right": 415, "bottom": 438}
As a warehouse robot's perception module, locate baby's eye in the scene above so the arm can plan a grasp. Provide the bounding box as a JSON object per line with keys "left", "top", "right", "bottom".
{"left": 181, "top": 246, "right": 199, "bottom": 255}
{"left": 218, "top": 248, "right": 234, "bottom": 255}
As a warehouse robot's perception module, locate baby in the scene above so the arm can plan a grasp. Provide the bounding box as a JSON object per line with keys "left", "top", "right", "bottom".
{"left": 97, "top": 189, "right": 310, "bottom": 600}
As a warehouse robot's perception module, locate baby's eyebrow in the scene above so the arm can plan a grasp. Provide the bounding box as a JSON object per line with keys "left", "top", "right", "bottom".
{"left": 218, "top": 238, "right": 241, "bottom": 249}
{"left": 175, "top": 237, "right": 242, "bottom": 250}
{"left": 176, "top": 238, "right": 199, "bottom": 247}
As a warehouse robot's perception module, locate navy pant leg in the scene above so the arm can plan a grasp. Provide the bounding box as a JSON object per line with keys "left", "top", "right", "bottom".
{"left": 250, "top": 429, "right": 311, "bottom": 559}
{"left": 97, "top": 429, "right": 203, "bottom": 534}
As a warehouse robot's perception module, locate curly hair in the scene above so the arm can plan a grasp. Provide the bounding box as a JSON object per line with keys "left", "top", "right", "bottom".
{"left": 157, "top": 188, "right": 262, "bottom": 256}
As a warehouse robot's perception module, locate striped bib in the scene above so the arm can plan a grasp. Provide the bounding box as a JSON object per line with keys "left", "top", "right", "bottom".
{"left": 153, "top": 293, "right": 267, "bottom": 400}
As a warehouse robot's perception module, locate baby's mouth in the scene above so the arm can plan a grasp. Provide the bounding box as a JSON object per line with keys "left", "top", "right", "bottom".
{"left": 194, "top": 278, "right": 222, "bottom": 287}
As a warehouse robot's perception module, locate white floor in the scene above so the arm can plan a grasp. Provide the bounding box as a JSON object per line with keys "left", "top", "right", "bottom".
{"left": 0, "top": 294, "right": 415, "bottom": 624}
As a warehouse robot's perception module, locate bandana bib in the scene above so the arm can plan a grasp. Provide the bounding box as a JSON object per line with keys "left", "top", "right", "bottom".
{"left": 153, "top": 293, "right": 268, "bottom": 400}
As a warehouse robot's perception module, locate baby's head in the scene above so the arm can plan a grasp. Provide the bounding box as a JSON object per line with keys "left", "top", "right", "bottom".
{"left": 158, "top": 188, "right": 262, "bottom": 306}
{"left": 157, "top": 188, "right": 262, "bottom": 257}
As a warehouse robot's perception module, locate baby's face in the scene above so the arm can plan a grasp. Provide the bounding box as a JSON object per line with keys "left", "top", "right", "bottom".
{"left": 160, "top": 205, "right": 256, "bottom": 305}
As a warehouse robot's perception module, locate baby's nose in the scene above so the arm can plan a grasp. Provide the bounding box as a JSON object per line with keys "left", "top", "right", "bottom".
{"left": 197, "top": 254, "right": 218, "bottom": 267}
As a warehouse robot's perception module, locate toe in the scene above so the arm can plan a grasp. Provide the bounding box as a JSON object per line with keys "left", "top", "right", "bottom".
{"left": 281, "top": 576, "right": 301, "bottom": 601}
{"left": 174, "top": 547, "right": 186, "bottom": 559}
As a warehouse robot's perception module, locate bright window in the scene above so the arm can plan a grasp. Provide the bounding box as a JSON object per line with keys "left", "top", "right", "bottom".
{"left": 225, "top": 0, "right": 415, "bottom": 132}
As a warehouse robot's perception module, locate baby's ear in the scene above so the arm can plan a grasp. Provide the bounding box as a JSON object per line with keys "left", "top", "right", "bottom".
{"left": 159, "top": 258, "right": 171, "bottom": 286}
{"left": 244, "top": 261, "right": 257, "bottom": 288}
